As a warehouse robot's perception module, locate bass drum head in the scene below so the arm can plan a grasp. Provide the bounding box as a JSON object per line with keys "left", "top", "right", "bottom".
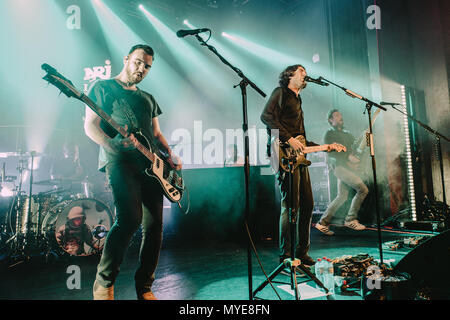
{"left": 42, "top": 198, "right": 113, "bottom": 256}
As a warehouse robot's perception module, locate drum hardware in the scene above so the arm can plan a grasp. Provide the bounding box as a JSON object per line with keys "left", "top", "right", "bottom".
{"left": 3, "top": 194, "right": 114, "bottom": 262}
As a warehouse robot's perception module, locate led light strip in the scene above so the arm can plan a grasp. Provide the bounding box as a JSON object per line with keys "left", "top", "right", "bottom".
{"left": 401, "top": 85, "right": 417, "bottom": 221}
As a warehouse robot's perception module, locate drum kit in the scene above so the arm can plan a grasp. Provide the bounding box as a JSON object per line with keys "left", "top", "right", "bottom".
{"left": 0, "top": 150, "right": 114, "bottom": 264}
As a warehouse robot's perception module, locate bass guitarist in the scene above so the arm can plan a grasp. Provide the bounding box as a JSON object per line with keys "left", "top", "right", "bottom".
{"left": 261, "top": 65, "right": 343, "bottom": 266}
{"left": 315, "top": 109, "right": 368, "bottom": 236}
{"left": 84, "top": 44, "right": 181, "bottom": 300}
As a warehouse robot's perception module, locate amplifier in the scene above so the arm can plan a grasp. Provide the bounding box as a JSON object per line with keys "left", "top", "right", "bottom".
{"left": 308, "top": 161, "right": 331, "bottom": 214}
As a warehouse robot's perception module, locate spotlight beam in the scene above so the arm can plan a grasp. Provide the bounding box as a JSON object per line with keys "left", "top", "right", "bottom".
{"left": 138, "top": 5, "right": 241, "bottom": 104}
{"left": 90, "top": 0, "right": 183, "bottom": 109}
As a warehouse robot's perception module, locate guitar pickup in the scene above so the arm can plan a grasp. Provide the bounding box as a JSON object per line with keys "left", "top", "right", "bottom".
{"left": 169, "top": 188, "right": 175, "bottom": 193}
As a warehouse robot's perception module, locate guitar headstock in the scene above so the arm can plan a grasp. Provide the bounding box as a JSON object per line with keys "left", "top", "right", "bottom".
{"left": 42, "top": 64, "right": 82, "bottom": 100}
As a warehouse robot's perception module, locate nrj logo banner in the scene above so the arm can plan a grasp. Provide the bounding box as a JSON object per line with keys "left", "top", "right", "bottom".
{"left": 83, "top": 60, "right": 112, "bottom": 92}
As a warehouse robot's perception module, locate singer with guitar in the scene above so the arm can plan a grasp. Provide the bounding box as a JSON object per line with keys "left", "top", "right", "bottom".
{"left": 261, "top": 65, "right": 344, "bottom": 266}
{"left": 315, "top": 109, "right": 368, "bottom": 236}
{"left": 84, "top": 44, "right": 181, "bottom": 300}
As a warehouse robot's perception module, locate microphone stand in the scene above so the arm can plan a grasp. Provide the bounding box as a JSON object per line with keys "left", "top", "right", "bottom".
{"left": 320, "top": 77, "right": 386, "bottom": 265}
{"left": 187, "top": 33, "right": 266, "bottom": 300}
{"left": 381, "top": 102, "right": 449, "bottom": 229}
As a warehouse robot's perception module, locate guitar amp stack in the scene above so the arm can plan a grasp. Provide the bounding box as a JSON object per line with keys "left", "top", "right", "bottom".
{"left": 307, "top": 152, "right": 332, "bottom": 215}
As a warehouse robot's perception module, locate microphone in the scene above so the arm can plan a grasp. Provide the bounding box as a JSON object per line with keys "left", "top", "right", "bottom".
{"left": 380, "top": 101, "right": 401, "bottom": 106}
{"left": 176, "top": 28, "right": 210, "bottom": 38}
{"left": 305, "top": 76, "right": 329, "bottom": 86}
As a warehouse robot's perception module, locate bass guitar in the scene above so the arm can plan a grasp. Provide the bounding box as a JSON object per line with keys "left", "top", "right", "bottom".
{"left": 41, "top": 63, "right": 184, "bottom": 203}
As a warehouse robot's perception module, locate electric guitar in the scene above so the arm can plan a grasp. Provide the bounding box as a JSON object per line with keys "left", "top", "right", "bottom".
{"left": 41, "top": 64, "right": 184, "bottom": 203}
{"left": 272, "top": 135, "right": 346, "bottom": 172}
{"left": 347, "top": 108, "right": 381, "bottom": 171}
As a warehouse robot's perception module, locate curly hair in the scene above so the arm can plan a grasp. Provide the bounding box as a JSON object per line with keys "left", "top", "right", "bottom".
{"left": 278, "top": 64, "right": 305, "bottom": 88}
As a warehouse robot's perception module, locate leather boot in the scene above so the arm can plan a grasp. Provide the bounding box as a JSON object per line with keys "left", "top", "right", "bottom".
{"left": 137, "top": 291, "right": 157, "bottom": 300}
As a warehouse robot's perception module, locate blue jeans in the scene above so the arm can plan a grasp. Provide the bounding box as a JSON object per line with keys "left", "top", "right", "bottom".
{"left": 95, "top": 162, "right": 164, "bottom": 292}
{"left": 319, "top": 165, "right": 368, "bottom": 226}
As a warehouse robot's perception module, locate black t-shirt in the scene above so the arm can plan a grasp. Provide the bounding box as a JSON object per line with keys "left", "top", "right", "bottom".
{"left": 323, "top": 128, "right": 355, "bottom": 168}
{"left": 87, "top": 79, "right": 162, "bottom": 171}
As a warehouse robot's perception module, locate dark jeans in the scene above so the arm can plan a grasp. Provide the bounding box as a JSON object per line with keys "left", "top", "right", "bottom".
{"left": 95, "top": 162, "right": 164, "bottom": 291}
{"left": 277, "top": 166, "right": 314, "bottom": 260}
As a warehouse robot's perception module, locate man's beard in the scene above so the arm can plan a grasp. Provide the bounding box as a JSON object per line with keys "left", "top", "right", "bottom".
{"left": 126, "top": 69, "right": 143, "bottom": 85}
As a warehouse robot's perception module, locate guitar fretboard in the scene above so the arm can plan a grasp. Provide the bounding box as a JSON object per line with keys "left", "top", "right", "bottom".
{"left": 303, "top": 146, "right": 329, "bottom": 154}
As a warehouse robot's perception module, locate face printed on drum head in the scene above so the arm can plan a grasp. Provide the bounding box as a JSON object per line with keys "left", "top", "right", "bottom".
{"left": 72, "top": 217, "right": 83, "bottom": 227}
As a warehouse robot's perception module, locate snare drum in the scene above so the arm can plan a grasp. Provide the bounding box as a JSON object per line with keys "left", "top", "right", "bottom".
{"left": 42, "top": 198, "right": 113, "bottom": 256}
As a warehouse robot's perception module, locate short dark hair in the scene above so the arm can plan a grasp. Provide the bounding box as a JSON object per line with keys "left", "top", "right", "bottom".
{"left": 279, "top": 64, "right": 305, "bottom": 88}
{"left": 327, "top": 108, "right": 340, "bottom": 124}
{"left": 128, "top": 44, "right": 155, "bottom": 58}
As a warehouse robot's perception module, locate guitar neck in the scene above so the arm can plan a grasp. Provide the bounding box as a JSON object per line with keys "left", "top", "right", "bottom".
{"left": 303, "top": 145, "right": 329, "bottom": 154}
{"left": 357, "top": 109, "right": 381, "bottom": 152}
{"left": 80, "top": 94, "right": 155, "bottom": 162}
{"left": 81, "top": 95, "right": 123, "bottom": 133}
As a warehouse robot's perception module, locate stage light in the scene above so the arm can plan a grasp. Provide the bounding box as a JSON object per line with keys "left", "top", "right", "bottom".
{"left": 0, "top": 186, "right": 14, "bottom": 198}
{"left": 0, "top": 1, "right": 83, "bottom": 169}
{"left": 220, "top": 31, "right": 330, "bottom": 82}
{"left": 90, "top": 0, "right": 185, "bottom": 110}
{"left": 138, "top": 4, "right": 236, "bottom": 104}
{"left": 221, "top": 32, "right": 301, "bottom": 68}
{"left": 401, "top": 85, "right": 417, "bottom": 221}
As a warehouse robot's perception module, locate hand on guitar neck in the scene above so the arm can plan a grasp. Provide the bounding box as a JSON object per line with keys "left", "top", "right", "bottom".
{"left": 326, "top": 142, "right": 346, "bottom": 153}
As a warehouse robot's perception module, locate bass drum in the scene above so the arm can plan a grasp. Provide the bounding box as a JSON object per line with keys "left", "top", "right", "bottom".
{"left": 42, "top": 198, "right": 113, "bottom": 256}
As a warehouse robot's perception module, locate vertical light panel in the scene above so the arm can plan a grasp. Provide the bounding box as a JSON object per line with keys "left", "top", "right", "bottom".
{"left": 401, "top": 85, "right": 417, "bottom": 221}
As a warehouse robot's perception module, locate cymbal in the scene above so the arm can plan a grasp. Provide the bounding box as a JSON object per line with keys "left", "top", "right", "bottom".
{"left": 2, "top": 175, "right": 17, "bottom": 182}
{"left": 0, "top": 151, "right": 45, "bottom": 158}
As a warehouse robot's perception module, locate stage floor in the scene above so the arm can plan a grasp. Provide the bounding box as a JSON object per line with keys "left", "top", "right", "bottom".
{"left": 0, "top": 225, "right": 431, "bottom": 300}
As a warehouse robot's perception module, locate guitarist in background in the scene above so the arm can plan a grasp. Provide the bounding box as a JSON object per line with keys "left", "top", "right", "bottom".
{"left": 315, "top": 109, "right": 368, "bottom": 236}
{"left": 261, "top": 65, "right": 342, "bottom": 266}
{"left": 84, "top": 44, "right": 181, "bottom": 300}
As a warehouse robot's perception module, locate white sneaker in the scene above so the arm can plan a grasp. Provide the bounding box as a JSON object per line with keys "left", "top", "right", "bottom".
{"left": 344, "top": 220, "right": 366, "bottom": 230}
{"left": 314, "top": 222, "right": 335, "bottom": 236}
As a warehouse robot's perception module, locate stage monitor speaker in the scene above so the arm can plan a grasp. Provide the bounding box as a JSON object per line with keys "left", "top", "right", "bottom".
{"left": 393, "top": 229, "right": 450, "bottom": 293}
{"left": 169, "top": 166, "right": 278, "bottom": 244}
